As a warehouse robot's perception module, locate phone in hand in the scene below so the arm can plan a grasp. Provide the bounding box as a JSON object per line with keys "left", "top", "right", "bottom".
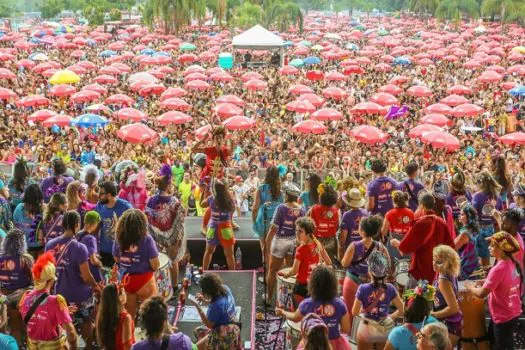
{"left": 187, "top": 293, "right": 199, "bottom": 306}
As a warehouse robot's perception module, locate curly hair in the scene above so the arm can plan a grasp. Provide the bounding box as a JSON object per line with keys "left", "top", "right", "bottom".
{"left": 140, "top": 296, "right": 167, "bottom": 339}
{"left": 264, "top": 166, "right": 282, "bottom": 201}
{"left": 433, "top": 245, "right": 460, "bottom": 277}
{"left": 477, "top": 171, "right": 502, "bottom": 198}
{"left": 359, "top": 215, "right": 383, "bottom": 239}
{"left": 1, "top": 228, "right": 27, "bottom": 256}
{"left": 502, "top": 208, "right": 525, "bottom": 234}
{"left": 319, "top": 185, "right": 338, "bottom": 207}
{"left": 116, "top": 209, "right": 147, "bottom": 251}
{"left": 461, "top": 205, "right": 480, "bottom": 233}
{"left": 43, "top": 192, "right": 67, "bottom": 223}
{"left": 295, "top": 217, "right": 316, "bottom": 236}
{"left": 200, "top": 273, "right": 228, "bottom": 300}
{"left": 308, "top": 265, "right": 338, "bottom": 303}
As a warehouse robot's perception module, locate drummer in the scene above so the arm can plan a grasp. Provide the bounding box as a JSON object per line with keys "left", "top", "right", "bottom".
{"left": 338, "top": 188, "right": 368, "bottom": 262}
{"left": 398, "top": 162, "right": 425, "bottom": 212}
{"left": 381, "top": 191, "right": 414, "bottom": 261}
{"left": 455, "top": 205, "right": 480, "bottom": 280}
{"left": 366, "top": 159, "right": 398, "bottom": 217}
{"left": 446, "top": 169, "right": 472, "bottom": 231}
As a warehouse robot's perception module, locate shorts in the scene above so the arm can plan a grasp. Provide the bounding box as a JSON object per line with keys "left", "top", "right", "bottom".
{"left": 475, "top": 224, "right": 494, "bottom": 259}
{"left": 357, "top": 319, "right": 392, "bottom": 343}
{"left": 271, "top": 236, "right": 296, "bottom": 259}
{"left": 124, "top": 272, "right": 154, "bottom": 294}
{"left": 292, "top": 282, "right": 308, "bottom": 309}
{"left": 206, "top": 222, "right": 235, "bottom": 247}
{"left": 72, "top": 297, "right": 95, "bottom": 326}
{"left": 443, "top": 317, "right": 463, "bottom": 337}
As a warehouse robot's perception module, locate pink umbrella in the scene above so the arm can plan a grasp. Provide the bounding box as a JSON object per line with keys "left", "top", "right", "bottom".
{"left": 451, "top": 103, "right": 485, "bottom": 117}
{"left": 0, "top": 87, "right": 18, "bottom": 100}
{"left": 106, "top": 94, "right": 134, "bottom": 106}
{"left": 49, "top": 84, "right": 77, "bottom": 97}
{"left": 245, "top": 79, "right": 267, "bottom": 91}
{"left": 310, "top": 108, "right": 343, "bottom": 121}
{"left": 478, "top": 70, "right": 502, "bottom": 83}
{"left": 195, "top": 124, "right": 212, "bottom": 140}
{"left": 99, "top": 66, "right": 121, "bottom": 75}
{"left": 85, "top": 104, "right": 111, "bottom": 113}
{"left": 42, "top": 114, "right": 73, "bottom": 127}
{"left": 423, "top": 103, "right": 453, "bottom": 115}
{"left": 242, "top": 72, "right": 263, "bottom": 81}
{"left": 161, "top": 87, "right": 187, "bottom": 101}
{"left": 408, "top": 124, "right": 443, "bottom": 139}
{"left": 447, "top": 85, "right": 473, "bottom": 95}
{"left": 286, "top": 100, "right": 316, "bottom": 114}
{"left": 322, "top": 87, "right": 348, "bottom": 100}
{"left": 407, "top": 85, "right": 433, "bottom": 97}
{"left": 28, "top": 109, "right": 56, "bottom": 122}
{"left": 289, "top": 84, "right": 313, "bottom": 95}
{"left": 114, "top": 108, "right": 147, "bottom": 122}
{"left": 214, "top": 103, "right": 243, "bottom": 118}
{"left": 279, "top": 66, "right": 299, "bottom": 75}
{"left": 378, "top": 84, "right": 403, "bottom": 95}
{"left": 421, "top": 130, "right": 460, "bottom": 151}
{"left": 139, "top": 83, "right": 166, "bottom": 97}
{"left": 160, "top": 98, "right": 191, "bottom": 112}
{"left": 499, "top": 132, "right": 525, "bottom": 146}
{"left": 343, "top": 65, "right": 364, "bottom": 75}
{"left": 351, "top": 102, "right": 384, "bottom": 115}
{"left": 374, "top": 63, "right": 392, "bottom": 72}
{"left": 184, "top": 72, "right": 208, "bottom": 82}
{"left": 157, "top": 111, "right": 193, "bottom": 126}
{"left": 292, "top": 120, "right": 327, "bottom": 134}
{"left": 389, "top": 75, "right": 410, "bottom": 85}
{"left": 216, "top": 95, "right": 244, "bottom": 106}
{"left": 370, "top": 92, "right": 398, "bottom": 106}
{"left": 117, "top": 123, "right": 158, "bottom": 144}
{"left": 184, "top": 65, "right": 205, "bottom": 75}
{"left": 420, "top": 114, "right": 450, "bottom": 127}
{"left": 210, "top": 71, "right": 233, "bottom": 82}
{"left": 350, "top": 125, "right": 388, "bottom": 145}
{"left": 222, "top": 116, "right": 256, "bottom": 130}
{"left": 94, "top": 75, "right": 118, "bottom": 84}
{"left": 325, "top": 71, "right": 346, "bottom": 81}
{"left": 298, "top": 93, "right": 325, "bottom": 108}
{"left": 306, "top": 70, "right": 325, "bottom": 81}
{"left": 440, "top": 94, "right": 469, "bottom": 107}
{"left": 0, "top": 68, "right": 16, "bottom": 80}
{"left": 185, "top": 79, "right": 211, "bottom": 91}
{"left": 18, "top": 95, "right": 50, "bottom": 108}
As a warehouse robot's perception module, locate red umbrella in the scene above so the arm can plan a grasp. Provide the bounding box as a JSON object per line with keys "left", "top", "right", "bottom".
{"left": 499, "top": 132, "right": 525, "bottom": 146}
{"left": 28, "top": 109, "right": 56, "bottom": 122}
{"left": 447, "top": 85, "right": 472, "bottom": 95}
{"left": 292, "top": 120, "right": 327, "bottom": 134}
{"left": 478, "top": 70, "right": 502, "bottom": 83}
{"left": 306, "top": 70, "right": 325, "bottom": 81}
{"left": 440, "top": 94, "right": 469, "bottom": 107}
{"left": 160, "top": 98, "right": 191, "bottom": 111}
{"left": 423, "top": 103, "right": 453, "bottom": 115}
{"left": 421, "top": 130, "right": 460, "bottom": 151}
{"left": 0, "top": 87, "right": 17, "bottom": 100}
{"left": 178, "top": 54, "right": 198, "bottom": 64}
{"left": 82, "top": 84, "right": 107, "bottom": 95}
{"left": 322, "top": 87, "right": 348, "bottom": 100}
{"left": 451, "top": 103, "right": 485, "bottom": 117}
{"left": 407, "top": 85, "right": 433, "bottom": 97}
{"left": 370, "top": 92, "right": 398, "bottom": 106}
{"left": 378, "top": 84, "right": 403, "bottom": 95}
{"left": 117, "top": 123, "right": 158, "bottom": 144}
{"left": 157, "top": 111, "right": 193, "bottom": 126}
{"left": 185, "top": 79, "right": 211, "bottom": 91}
{"left": 210, "top": 72, "right": 233, "bottom": 82}
{"left": 350, "top": 125, "right": 388, "bottom": 145}
{"left": 420, "top": 114, "right": 450, "bottom": 127}
{"left": 310, "top": 108, "right": 342, "bottom": 121}
{"left": 49, "top": 84, "right": 76, "bottom": 97}
{"left": 408, "top": 124, "right": 443, "bottom": 139}
{"left": 245, "top": 79, "right": 267, "bottom": 91}
{"left": 286, "top": 100, "right": 317, "bottom": 114}
{"left": 106, "top": 94, "right": 134, "bottom": 106}
{"left": 94, "top": 74, "right": 118, "bottom": 84}
{"left": 42, "top": 114, "right": 72, "bottom": 127}
{"left": 343, "top": 65, "right": 364, "bottom": 75}
{"left": 351, "top": 102, "right": 384, "bottom": 115}
{"left": 17, "top": 95, "right": 50, "bottom": 108}
{"left": 325, "top": 71, "right": 346, "bottom": 81}
{"left": 216, "top": 95, "right": 244, "bottom": 106}
{"left": 222, "top": 116, "right": 256, "bottom": 130}
{"left": 298, "top": 93, "right": 325, "bottom": 108}
{"left": 115, "top": 108, "right": 147, "bottom": 122}
{"left": 279, "top": 66, "right": 299, "bottom": 75}
{"left": 160, "top": 87, "right": 187, "bottom": 101}
{"left": 0, "top": 68, "right": 16, "bottom": 80}
{"left": 195, "top": 124, "right": 212, "bottom": 140}
{"left": 288, "top": 84, "right": 313, "bottom": 95}
{"left": 139, "top": 83, "right": 166, "bottom": 96}
{"left": 214, "top": 103, "right": 243, "bottom": 118}
{"left": 242, "top": 72, "right": 263, "bottom": 81}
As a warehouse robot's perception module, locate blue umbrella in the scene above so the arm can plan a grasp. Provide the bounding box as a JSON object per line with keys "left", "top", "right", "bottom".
{"left": 509, "top": 85, "right": 525, "bottom": 97}
{"left": 141, "top": 48, "right": 156, "bottom": 56}
{"left": 30, "top": 37, "right": 41, "bottom": 44}
{"left": 304, "top": 56, "right": 321, "bottom": 65}
{"left": 86, "top": 39, "right": 97, "bottom": 47}
{"left": 283, "top": 41, "right": 294, "bottom": 48}
{"left": 99, "top": 50, "right": 116, "bottom": 57}
{"left": 71, "top": 114, "right": 109, "bottom": 128}
{"left": 345, "top": 43, "right": 359, "bottom": 51}
{"left": 393, "top": 56, "right": 411, "bottom": 65}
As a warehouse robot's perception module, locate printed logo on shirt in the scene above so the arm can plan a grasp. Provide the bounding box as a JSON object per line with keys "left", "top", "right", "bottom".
{"left": 314, "top": 304, "right": 335, "bottom": 318}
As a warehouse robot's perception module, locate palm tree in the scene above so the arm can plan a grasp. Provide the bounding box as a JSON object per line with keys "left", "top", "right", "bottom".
{"left": 190, "top": 0, "right": 207, "bottom": 26}
{"left": 409, "top": 0, "right": 439, "bottom": 19}
{"left": 148, "top": 0, "right": 191, "bottom": 34}
{"left": 232, "top": 1, "right": 263, "bottom": 27}
{"left": 435, "top": 0, "right": 479, "bottom": 22}
{"left": 482, "top": 0, "right": 525, "bottom": 24}
{"left": 265, "top": 0, "right": 303, "bottom": 32}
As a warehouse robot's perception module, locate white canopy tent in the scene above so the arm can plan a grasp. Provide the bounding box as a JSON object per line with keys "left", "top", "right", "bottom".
{"left": 232, "top": 25, "right": 285, "bottom": 66}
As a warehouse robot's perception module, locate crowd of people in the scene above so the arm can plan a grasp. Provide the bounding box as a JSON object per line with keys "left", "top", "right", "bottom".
{"left": 0, "top": 9, "right": 524, "bottom": 350}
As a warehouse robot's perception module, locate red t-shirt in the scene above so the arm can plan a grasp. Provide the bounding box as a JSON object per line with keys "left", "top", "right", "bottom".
{"left": 385, "top": 207, "right": 414, "bottom": 235}
{"left": 295, "top": 242, "right": 319, "bottom": 284}
{"left": 201, "top": 146, "right": 230, "bottom": 179}
{"left": 310, "top": 204, "right": 340, "bottom": 238}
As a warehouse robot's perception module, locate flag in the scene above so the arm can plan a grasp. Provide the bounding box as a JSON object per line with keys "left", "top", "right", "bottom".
{"left": 385, "top": 105, "right": 409, "bottom": 120}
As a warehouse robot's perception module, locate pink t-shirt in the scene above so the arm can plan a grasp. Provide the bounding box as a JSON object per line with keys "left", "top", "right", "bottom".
{"left": 483, "top": 258, "right": 522, "bottom": 324}
{"left": 19, "top": 290, "right": 72, "bottom": 341}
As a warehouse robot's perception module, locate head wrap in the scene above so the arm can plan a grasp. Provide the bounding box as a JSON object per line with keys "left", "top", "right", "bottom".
{"left": 32, "top": 252, "right": 57, "bottom": 291}
{"left": 487, "top": 231, "right": 520, "bottom": 255}
{"left": 367, "top": 250, "right": 390, "bottom": 277}
{"left": 432, "top": 180, "right": 449, "bottom": 200}
{"left": 301, "top": 313, "right": 327, "bottom": 337}
{"left": 403, "top": 280, "right": 435, "bottom": 309}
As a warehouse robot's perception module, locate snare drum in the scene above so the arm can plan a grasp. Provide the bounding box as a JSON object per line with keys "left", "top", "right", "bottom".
{"left": 277, "top": 267, "right": 296, "bottom": 311}
{"left": 395, "top": 259, "right": 410, "bottom": 288}
{"left": 349, "top": 315, "right": 361, "bottom": 345}
{"left": 285, "top": 320, "right": 302, "bottom": 350}
{"left": 458, "top": 280, "right": 489, "bottom": 350}
{"left": 335, "top": 269, "right": 346, "bottom": 296}
{"left": 155, "top": 253, "right": 173, "bottom": 300}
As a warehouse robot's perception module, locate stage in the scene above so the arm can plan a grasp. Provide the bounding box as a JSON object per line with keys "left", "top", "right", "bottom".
{"left": 184, "top": 217, "right": 263, "bottom": 269}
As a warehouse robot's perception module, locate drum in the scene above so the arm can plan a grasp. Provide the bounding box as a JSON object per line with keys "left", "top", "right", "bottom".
{"left": 349, "top": 315, "right": 361, "bottom": 345}
{"left": 458, "top": 280, "right": 489, "bottom": 350}
{"left": 285, "top": 320, "right": 302, "bottom": 350}
{"left": 155, "top": 253, "right": 173, "bottom": 300}
{"left": 277, "top": 267, "right": 296, "bottom": 311}
{"left": 335, "top": 269, "right": 346, "bottom": 295}
{"left": 395, "top": 259, "right": 410, "bottom": 288}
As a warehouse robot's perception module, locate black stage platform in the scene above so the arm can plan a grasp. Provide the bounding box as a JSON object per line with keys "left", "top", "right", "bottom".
{"left": 174, "top": 270, "right": 256, "bottom": 349}
{"left": 184, "top": 217, "right": 262, "bottom": 269}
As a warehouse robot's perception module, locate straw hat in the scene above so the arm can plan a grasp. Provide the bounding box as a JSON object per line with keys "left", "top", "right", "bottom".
{"left": 344, "top": 188, "right": 365, "bottom": 208}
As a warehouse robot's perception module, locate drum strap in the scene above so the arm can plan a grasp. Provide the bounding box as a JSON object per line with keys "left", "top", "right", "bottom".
{"left": 24, "top": 293, "right": 48, "bottom": 325}
{"left": 352, "top": 242, "right": 376, "bottom": 266}
{"left": 404, "top": 182, "right": 417, "bottom": 204}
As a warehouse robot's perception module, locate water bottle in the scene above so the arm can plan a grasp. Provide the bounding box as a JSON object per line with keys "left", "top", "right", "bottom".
{"left": 235, "top": 246, "right": 242, "bottom": 270}
{"left": 185, "top": 264, "right": 192, "bottom": 287}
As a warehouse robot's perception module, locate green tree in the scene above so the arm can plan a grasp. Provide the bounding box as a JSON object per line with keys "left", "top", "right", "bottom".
{"left": 41, "top": 0, "right": 65, "bottom": 18}
{"left": 265, "top": 0, "right": 303, "bottom": 32}
{"left": 83, "top": 0, "right": 107, "bottom": 25}
{"left": 232, "top": 1, "right": 263, "bottom": 27}
{"left": 109, "top": 7, "right": 122, "bottom": 20}
{"left": 482, "top": 0, "right": 525, "bottom": 24}
{"left": 190, "top": 0, "right": 207, "bottom": 26}
{"left": 409, "top": 0, "right": 439, "bottom": 16}
{"left": 435, "top": 0, "right": 479, "bottom": 21}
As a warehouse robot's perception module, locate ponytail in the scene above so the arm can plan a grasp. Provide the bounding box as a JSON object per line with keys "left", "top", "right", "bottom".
{"left": 304, "top": 326, "right": 331, "bottom": 350}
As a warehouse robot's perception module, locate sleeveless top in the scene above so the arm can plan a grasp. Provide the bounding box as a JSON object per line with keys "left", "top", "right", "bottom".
{"left": 253, "top": 184, "right": 283, "bottom": 236}
{"left": 458, "top": 228, "right": 479, "bottom": 280}
{"left": 347, "top": 241, "right": 384, "bottom": 277}
{"left": 115, "top": 311, "right": 135, "bottom": 350}
{"left": 433, "top": 273, "right": 462, "bottom": 323}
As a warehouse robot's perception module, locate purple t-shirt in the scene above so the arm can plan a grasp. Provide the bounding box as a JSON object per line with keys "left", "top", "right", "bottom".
{"left": 45, "top": 236, "right": 91, "bottom": 304}
{"left": 0, "top": 254, "right": 32, "bottom": 291}
{"left": 131, "top": 333, "right": 193, "bottom": 350}
{"left": 78, "top": 231, "right": 102, "bottom": 283}
{"left": 298, "top": 297, "right": 348, "bottom": 340}
{"left": 208, "top": 197, "right": 233, "bottom": 228}
{"left": 43, "top": 214, "right": 64, "bottom": 244}
{"left": 112, "top": 234, "right": 159, "bottom": 275}
{"left": 272, "top": 204, "right": 305, "bottom": 237}
{"left": 340, "top": 209, "right": 368, "bottom": 248}
{"left": 398, "top": 179, "right": 425, "bottom": 212}
{"left": 367, "top": 176, "right": 397, "bottom": 216}
{"left": 356, "top": 282, "right": 397, "bottom": 321}
{"left": 40, "top": 175, "right": 74, "bottom": 203}
{"left": 472, "top": 191, "right": 503, "bottom": 225}
{"left": 446, "top": 191, "right": 472, "bottom": 219}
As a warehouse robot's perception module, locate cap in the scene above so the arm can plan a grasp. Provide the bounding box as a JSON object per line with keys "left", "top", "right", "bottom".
{"left": 283, "top": 182, "right": 301, "bottom": 197}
